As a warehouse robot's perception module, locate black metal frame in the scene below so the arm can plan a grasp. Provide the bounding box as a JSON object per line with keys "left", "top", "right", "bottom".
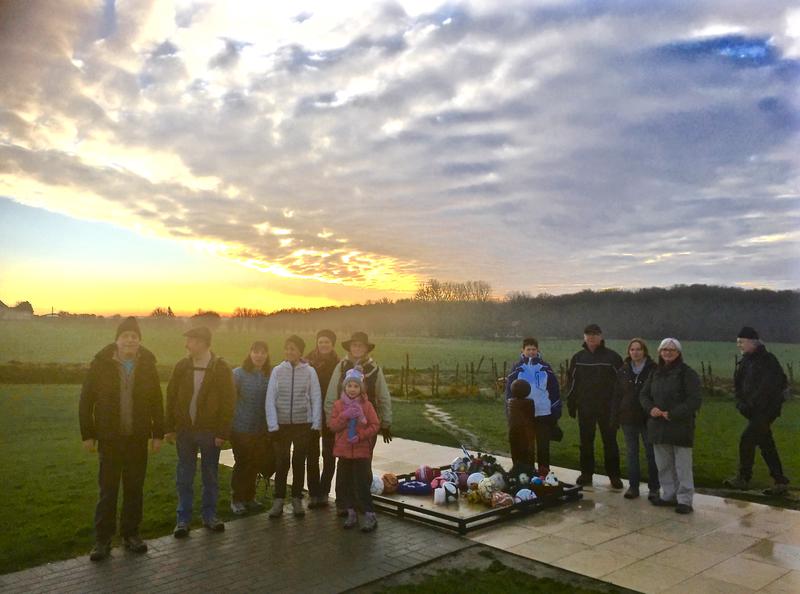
{"left": 373, "top": 467, "right": 583, "bottom": 535}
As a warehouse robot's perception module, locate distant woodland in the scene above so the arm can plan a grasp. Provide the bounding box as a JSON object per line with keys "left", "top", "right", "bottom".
{"left": 217, "top": 284, "right": 800, "bottom": 342}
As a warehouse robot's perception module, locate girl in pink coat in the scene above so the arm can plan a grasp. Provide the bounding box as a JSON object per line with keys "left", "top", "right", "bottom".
{"left": 328, "top": 368, "right": 380, "bottom": 531}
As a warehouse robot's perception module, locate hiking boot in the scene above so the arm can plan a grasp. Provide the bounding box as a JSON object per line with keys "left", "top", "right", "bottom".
{"left": 763, "top": 483, "right": 789, "bottom": 496}
{"left": 623, "top": 487, "right": 640, "bottom": 499}
{"left": 173, "top": 522, "right": 190, "bottom": 538}
{"left": 360, "top": 512, "right": 378, "bottom": 533}
{"left": 123, "top": 535, "right": 147, "bottom": 553}
{"left": 609, "top": 476, "right": 624, "bottom": 490}
{"left": 89, "top": 540, "right": 111, "bottom": 562}
{"left": 575, "top": 474, "right": 593, "bottom": 487}
{"left": 230, "top": 501, "right": 247, "bottom": 515}
{"left": 651, "top": 498, "right": 678, "bottom": 507}
{"left": 203, "top": 517, "right": 225, "bottom": 532}
{"left": 343, "top": 509, "right": 358, "bottom": 529}
{"left": 268, "top": 498, "right": 284, "bottom": 518}
{"left": 723, "top": 475, "right": 750, "bottom": 490}
{"left": 675, "top": 504, "right": 694, "bottom": 514}
{"left": 292, "top": 497, "right": 305, "bottom": 517}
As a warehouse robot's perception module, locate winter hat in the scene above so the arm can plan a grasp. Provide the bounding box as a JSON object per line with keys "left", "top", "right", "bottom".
{"left": 510, "top": 378, "right": 531, "bottom": 399}
{"left": 396, "top": 480, "right": 433, "bottom": 495}
{"left": 284, "top": 334, "right": 306, "bottom": 354}
{"left": 343, "top": 368, "right": 365, "bottom": 390}
{"left": 316, "top": 329, "right": 337, "bottom": 345}
{"left": 116, "top": 316, "right": 141, "bottom": 340}
{"left": 737, "top": 326, "right": 759, "bottom": 340}
{"left": 658, "top": 338, "right": 682, "bottom": 353}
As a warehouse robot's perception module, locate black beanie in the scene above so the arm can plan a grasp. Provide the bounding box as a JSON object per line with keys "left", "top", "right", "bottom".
{"left": 285, "top": 334, "right": 306, "bottom": 354}
{"left": 737, "top": 326, "right": 759, "bottom": 340}
{"left": 316, "top": 329, "right": 337, "bottom": 345}
{"left": 116, "top": 316, "right": 141, "bottom": 340}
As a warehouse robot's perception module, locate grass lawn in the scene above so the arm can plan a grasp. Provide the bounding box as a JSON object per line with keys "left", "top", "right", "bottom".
{"left": 436, "top": 396, "right": 800, "bottom": 496}
{"left": 3, "top": 319, "right": 798, "bottom": 378}
{"left": 0, "top": 385, "right": 456, "bottom": 574}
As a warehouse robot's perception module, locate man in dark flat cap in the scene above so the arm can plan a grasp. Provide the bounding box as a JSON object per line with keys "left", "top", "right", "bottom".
{"left": 724, "top": 327, "right": 791, "bottom": 496}
{"left": 79, "top": 316, "right": 164, "bottom": 561}
{"left": 165, "top": 326, "right": 235, "bottom": 536}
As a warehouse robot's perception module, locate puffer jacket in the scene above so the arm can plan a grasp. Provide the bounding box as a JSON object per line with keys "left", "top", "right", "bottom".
{"left": 165, "top": 354, "right": 236, "bottom": 440}
{"left": 79, "top": 344, "right": 164, "bottom": 441}
{"left": 612, "top": 357, "right": 656, "bottom": 426}
{"left": 328, "top": 394, "right": 380, "bottom": 459}
{"left": 734, "top": 346, "right": 787, "bottom": 420}
{"left": 639, "top": 361, "right": 702, "bottom": 447}
{"left": 266, "top": 360, "right": 321, "bottom": 432}
{"left": 566, "top": 342, "right": 623, "bottom": 415}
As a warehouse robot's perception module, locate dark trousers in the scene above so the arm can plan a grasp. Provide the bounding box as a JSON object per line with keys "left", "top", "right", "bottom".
{"left": 578, "top": 407, "right": 621, "bottom": 477}
{"left": 307, "top": 427, "right": 336, "bottom": 498}
{"left": 509, "top": 418, "right": 551, "bottom": 472}
{"left": 95, "top": 436, "right": 148, "bottom": 542}
{"left": 231, "top": 432, "right": 274, "bottom": 503}
{"left": 621, "top": 423, "right": 659, "bottom": 492}
{"left": 336, "top": 458, "right": 374, "bottom": 513}
{"left": 739, "top": 416, "right": 788, "bottom": 483}
{"left": 273, "top": 423, "right": 311, "bottom": 498}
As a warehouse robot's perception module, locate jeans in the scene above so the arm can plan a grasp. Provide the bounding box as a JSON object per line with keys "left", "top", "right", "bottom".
{"left": 739, "top": 416, "right": 788, "bottom": 483}
{"left": 653, "top": 444, "right": 694, "bottom": 505}
{"left": 273, "top": 423, "right": 311, "bottom": 499}
{"left": 621, "top": 423, "right": 659, "bottom": 492}
{"left": 95, "top": 436, "right": 148, "bottom": 541}
{"left": 578, "top": 407, "right": 621, "bottom": 477}
{"left": 336, "top": 458, "right": 374, "bottom": 513}
{"left": 176, "top": 431, "right": 220, "bottom": 524}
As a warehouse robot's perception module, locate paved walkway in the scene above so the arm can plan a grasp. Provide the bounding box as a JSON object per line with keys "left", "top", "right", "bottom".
{"left": 2, "top": 438, "right": 799, "bottom": 593}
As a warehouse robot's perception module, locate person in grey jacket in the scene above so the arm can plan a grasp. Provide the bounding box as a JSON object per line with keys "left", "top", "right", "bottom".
{"left": 639, "top": 338, "right": 702, "bottom": 514}
{"left": 265, "top": 335, "right": 321, "bottom": 518}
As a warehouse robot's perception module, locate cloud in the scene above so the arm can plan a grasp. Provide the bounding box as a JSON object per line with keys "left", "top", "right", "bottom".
{"left": 0, "top": 0, "right": 798, "bottom": 296}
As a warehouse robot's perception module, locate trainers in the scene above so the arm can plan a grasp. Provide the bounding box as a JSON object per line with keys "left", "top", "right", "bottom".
{"left": 203, "top": 517, "right": 225, "bottom": 532}
{"left": 230, "top": 501, "right": 247, "bottom": 515}
{"left": 123, "top": 535, "right": 147, "bottom": 553}
{"left": 623, "top": 487, "right": 640, "bottom": 499}
{"left": 723, "top": 475, "right": 750, "bottom": 490}
{"left": 292, "top": 497, "right": 305, "bottom": 517}
{"left": 268, "top": 498, "right": 284, "bottom": 518}
{"left": 675, "top": 504, "right": 694, "bottom": 514}
{"left": 89, "top": 540, "right": 111, "bottom": 562}
{"left": 609, "top": 476, "right": 624, "bottom": 490}
{"left": 343, "top": 509, "right": 358, "bottom": 529}
{"left": 360, "top": 512, "right": 378, "bottom": 533}
{"left": 651, "top": 498, "right": 678, "bottom": 507}
{"left": 763, "top": 483, "right": 789, "bottom": 496}
{"left": 575, "top": 474, "right": 593, "bottom": 486}
{"left": 173, "top": 522, "right": 190, "bottom": 538}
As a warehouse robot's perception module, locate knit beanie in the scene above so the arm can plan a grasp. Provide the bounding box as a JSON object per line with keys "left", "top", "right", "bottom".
{"left": 316, "top": 329, "right": 337, "bottom": 345}
{"left": 737, "top": 326, "right": 759, "bottom": 340}
{"left": 343, "top": 368, "right": 365, "bottom": 390}
{"left": 285, "top": 334, "right": 306, "bottom": 354}
{"left": 116, "top": 316, "right": 141, "bottom": 340}
{"left": 658, "top": 337, "right": 682, "bottom": 353}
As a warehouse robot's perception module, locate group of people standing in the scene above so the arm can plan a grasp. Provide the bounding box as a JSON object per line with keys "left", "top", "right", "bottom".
{"left": 505, "top": 324, "right": 791, "bottom": 516}
{"left": 79, "top": 318, "right": 392, "bottom": 561}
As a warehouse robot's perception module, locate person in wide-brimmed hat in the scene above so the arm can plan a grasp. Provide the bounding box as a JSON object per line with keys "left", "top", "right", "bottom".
{"left": 324, "top": 331, "right": 393, "bottom": 513}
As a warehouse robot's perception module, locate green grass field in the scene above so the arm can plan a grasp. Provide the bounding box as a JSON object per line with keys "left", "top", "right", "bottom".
{"left": 2, "top": 319, "right": 798, "bottom": 378}
{"left": 0, "top": 385, "right": 454, "bottom": 574}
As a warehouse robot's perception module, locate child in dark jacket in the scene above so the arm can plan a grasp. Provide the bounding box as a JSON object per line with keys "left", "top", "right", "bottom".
{"left": 505, "top": 338, "right": 562, "bottom": 475}
{"left": 328, "top": 368, "right": 381, "bottom": 532}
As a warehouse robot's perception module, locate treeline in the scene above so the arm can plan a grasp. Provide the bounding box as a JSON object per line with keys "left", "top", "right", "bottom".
{"left": 223, "top": 285, "right": 800, "bottom": 342}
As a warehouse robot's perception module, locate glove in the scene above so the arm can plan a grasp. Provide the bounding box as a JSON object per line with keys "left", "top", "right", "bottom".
{"left": 347, "top": 433, "right": 360, "bottom": 444}
{"left": 381, "top": 427, "right": 393, "bottom": 443}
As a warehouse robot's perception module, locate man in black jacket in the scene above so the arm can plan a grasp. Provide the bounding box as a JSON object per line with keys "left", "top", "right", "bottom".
{"left": 566, "top": 324, "right": 624, "bottom": 488}
{"left": 79, "top": 317, "right": 164, "bottom": 561}
{"left": 164, "top": 326, "right": 235, "bottom": 537}
{"left": 724, "top": 326, "right": 790, "bottom": 496}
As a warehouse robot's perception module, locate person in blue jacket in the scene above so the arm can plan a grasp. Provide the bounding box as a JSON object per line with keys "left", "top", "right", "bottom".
{"left": 505, "top": 338, "right": 562, "bottom": 475}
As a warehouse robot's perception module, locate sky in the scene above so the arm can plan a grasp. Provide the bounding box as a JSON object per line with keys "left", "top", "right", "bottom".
{"left": 1, "top": 0, "right": 799, "bottom": 315}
